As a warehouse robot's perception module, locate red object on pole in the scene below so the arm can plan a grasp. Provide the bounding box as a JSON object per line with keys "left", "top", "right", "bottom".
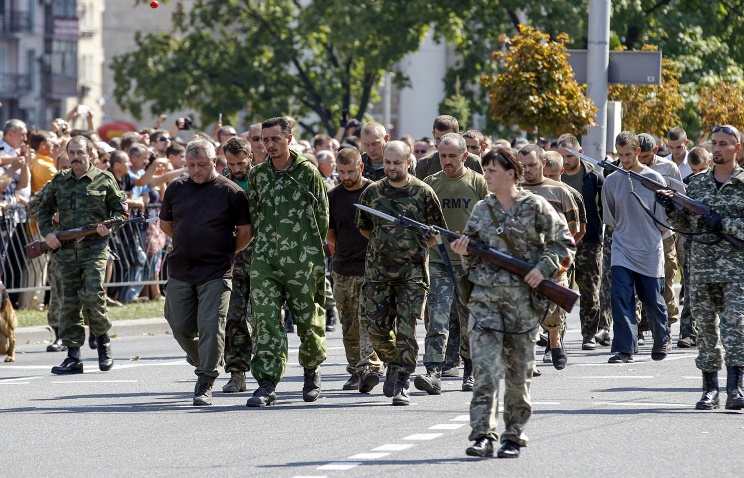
{"left": 150, "top": 1, "right": 159, "bottom": 8}
{"left": 97, "top": 120, "right": 138, "bottom": 141}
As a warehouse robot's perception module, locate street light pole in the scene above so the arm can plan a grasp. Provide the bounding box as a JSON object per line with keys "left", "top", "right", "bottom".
{"left": 583, "top": 0, "right": 611, "bottom": 161}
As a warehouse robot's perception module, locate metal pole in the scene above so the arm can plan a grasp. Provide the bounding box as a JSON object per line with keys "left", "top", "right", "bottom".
{"left": 583, "top": 0, "right": 611, "bottom": 160}
{"left": 383, "top": 72, "right": 392, "bottom": 133}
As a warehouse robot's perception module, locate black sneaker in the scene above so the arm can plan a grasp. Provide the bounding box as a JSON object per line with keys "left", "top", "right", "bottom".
{"left": 342, "top": 373, "right": 360, "bottom": 391}
{"left": 392, "top": 374, "right": 410, "bottom": 406}
{"left": 677, "top": 336, "right": 696, "bottom": 348}
{"left": 466, "top": 437, "right": 494, "bottom": 457}
{"left": 595, "top": 329, "right": 611, "bottom": 346}
{"left": 46, "top": 338, "right": 67, "bottom": 353}
{"left": 608, "top": 353, "right": 634, "bottom": 364}
{"left": 414, "top": 370, "right": 442, "bottom": 395}
{"left": 193, "top": 380, "right": 213, "bottom": 406}
{"left": 51, "top": 356, "right": 83, "bottom": 375}
{"left": 246, "top": 379, "right": 276, "bottom": 407}
{"left": 302, "top": 367, "right": 321, "bottom": 402}
{"left": 582, "top": 336, "right": 597, "bottom": 350}
{"left": 358, "top": 369, "right": 380, "bottom": 394}
{"left": 325, "top": 307, "right": 338, "bottom": 333}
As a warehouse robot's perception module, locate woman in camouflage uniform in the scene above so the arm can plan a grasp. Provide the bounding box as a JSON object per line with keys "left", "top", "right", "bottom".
{"left": 451, "top": 147, "right": 574, "bottom": 459}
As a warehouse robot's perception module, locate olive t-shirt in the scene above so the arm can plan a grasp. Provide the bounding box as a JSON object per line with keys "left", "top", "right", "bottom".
{"left": 160, "top": 174, "right": 251, "bottom": 284}
{"left": 328, "top": 181, "right": 371, "bottom": 276}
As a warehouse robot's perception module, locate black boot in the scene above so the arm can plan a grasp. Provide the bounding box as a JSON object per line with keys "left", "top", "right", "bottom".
{"left": 392, "top": 373, "right": 410, "bottom": 406}
{"left": 88, "top": 332, "right": 98, "bottom": 350}
{"left": 695, "top": 371, "right": 719, "bottom": 410}
{"left": 302, "top": 367, "right": 321, "bottom": 402}
{"left": 414, "top": 366, "right": 441, "bottom": 395}
{"left": 97, "top": 334, "right": 113, "bottom": 371}
{"left": 462, "top": 359, "right": 474, "bottom": 392}
{"left": 325, "top": 307, "right": 338, "bottom": 332}
{"left": 246, "top": 379, "right": 277, "bottom": 407}
{"left": 465, "top": 437, "right": 494, "bottom": 457}
{"left": 51, "top": 347, "right": 83, "bottom": 375}
{"left": 46, "top": 327, "right": 67, "bottom": 352}
{"left": 725, "top": 366, "right": 744, "bottom": 410}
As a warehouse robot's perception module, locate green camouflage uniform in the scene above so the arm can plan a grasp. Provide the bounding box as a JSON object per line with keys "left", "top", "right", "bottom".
{"left": 37, "top": 166, "right": 126, "bottom": 348}
{"left": 666, "top": 167, "right": 744, "bottom": 371}
{"left": 247, "top": 150, "right": 328, "bottom": 385}
{"left": 462, "top": 191, "right": 574, "bottom": 446}
{"left": 357, "top": 176, "right": 446, "bottom": 375}
{"left": 222, "top": 168, "right": 253, "bottom": 373}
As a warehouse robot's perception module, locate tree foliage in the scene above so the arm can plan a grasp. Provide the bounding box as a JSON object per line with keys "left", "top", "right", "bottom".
{"left": 697, "top": 82, "right": 744, "bottom": 133}
{"left": 607, "top": 45, "right": 684, "bottom": 137}
{"left": 481, "top": 25, "right": 597, "bottom": 137}
{"left": 118, "top": 0, "right": 448, "bottom": 134}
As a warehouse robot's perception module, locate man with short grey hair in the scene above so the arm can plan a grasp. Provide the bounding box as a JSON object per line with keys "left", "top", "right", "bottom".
{"left": 160, "top": 137, "right": 253, "bottom": 406}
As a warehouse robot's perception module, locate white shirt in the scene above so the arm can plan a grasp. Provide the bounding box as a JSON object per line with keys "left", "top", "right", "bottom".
{"left": 665, "top": 150, "right": 692, "bottom": 179}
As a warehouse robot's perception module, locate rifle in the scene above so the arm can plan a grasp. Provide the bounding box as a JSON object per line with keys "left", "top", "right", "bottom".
{"left": 566, "top": 148, "right": 744, "bottom": 250}
{"left": 354, "top": 203, "right": 580, "bottom": 313}
{"left": 26, "top": 216, "right": 158, "bottom": 259}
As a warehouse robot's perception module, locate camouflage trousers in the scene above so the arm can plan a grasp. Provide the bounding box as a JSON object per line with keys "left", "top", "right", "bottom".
{"left": 47, "top": 255, "right": 61, "bottom": 329}
{"left": 574, "top": 243, "right": 602, "bottom": 338}
{"left": 423, "top": 263, "right": 469, "bottom": 367}
{"left": 57, "top": 256, "right": 111, "bottom": 348}
{"left": 539, "top": 274, "right": 569, "bottom": 333}
{"left": 250, "top": 259, "right": 327, "bottom": 385}
{"left": 468, "top": 284, "right": 537, "bottom": 447}
{"left": 331, "top": 271, "right": 383, "bottom": 375}
{"left": 678, "top": 244, "right": 697, "bottom": 338}
{"left": 598, "top": 230, "right": 613, "bottom": 331}
{"left": 690, "top": 282, "right": 744, "bottom": 371}
{"left": 361, "top": 280, "right": 427, "bottom": 375}
{"left": 224, "top": 270, "right": 253, "bottom": 373}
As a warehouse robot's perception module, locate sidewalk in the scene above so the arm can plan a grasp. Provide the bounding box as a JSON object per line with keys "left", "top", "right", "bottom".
{"left": 15, "top": 317, "right": 171, "bottom": 346}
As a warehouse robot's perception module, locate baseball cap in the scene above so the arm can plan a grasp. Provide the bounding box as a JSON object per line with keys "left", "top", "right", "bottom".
{"left": 638, "top": 133, "right": 656, "bottom": 153}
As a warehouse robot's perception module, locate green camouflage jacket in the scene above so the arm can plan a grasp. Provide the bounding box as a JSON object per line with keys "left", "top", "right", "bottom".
{"left": 462, "top": 190, "right": 575, "bottom": 287}
{"left": 667, "top": 165, "right": 744, "bottom": 283}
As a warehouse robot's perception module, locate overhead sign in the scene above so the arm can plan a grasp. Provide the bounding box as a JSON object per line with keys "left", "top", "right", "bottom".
{"left": 567, "top": 50, "right": 662, "bottom": 85}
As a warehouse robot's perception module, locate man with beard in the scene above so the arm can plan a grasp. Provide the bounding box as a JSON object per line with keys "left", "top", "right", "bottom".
{"left": 220, "top": 136, "right": 254, "bottom": 393}
{"left": 327, "top": 148, "right": 383, "bottom": 392}
{"left": 357, "top": 141, "right": 446, "bottom": 405}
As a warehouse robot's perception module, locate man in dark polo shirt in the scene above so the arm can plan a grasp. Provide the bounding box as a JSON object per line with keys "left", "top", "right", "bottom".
{"left": 327, "top": 148, "right": 383, "bottom": 393}
{"left": 160, "top": 137, "right": 252, "bottom": 406}
{"left": 414, "top": 115, "right": 483, "bottom": 180}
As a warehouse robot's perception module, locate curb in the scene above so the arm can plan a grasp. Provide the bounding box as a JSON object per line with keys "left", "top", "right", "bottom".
{"left": 15, "top": 318, "right": 171, "bottom": 346}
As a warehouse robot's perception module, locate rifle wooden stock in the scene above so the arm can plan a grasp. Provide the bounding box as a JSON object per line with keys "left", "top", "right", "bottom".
{"left": 25, "top": 217, "right": 147, "bottom": 260}
{"left": 437, "top": 229, "right": 579, "bottom": 313}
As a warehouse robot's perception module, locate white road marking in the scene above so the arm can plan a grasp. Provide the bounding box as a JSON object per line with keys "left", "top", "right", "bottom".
{"left": 451, "top": 414, "right": 470, "bottom": 421}
{"left": 595, "top": 401, "right": 688, "bottom": 408}
{"left": 403, "top": 433, "right": 443, "bottom": 441}
{"left": 573, "top": 376, "right": 655, "bottom": 379}
{"left": 372, "top": 444, "right": 414, "bottom": 451}
{"left": 317, "top": 462, "right": 361, "bottom": 471}
{"left": 0, "top": 381, "right": 29, "bottom": 385}
{"left": 0, "top": 376, "right": 44, "bottom": 382}
{"left": 429, "top": 423, "right": 465, "bottom": 430}
{"left": 291, "top": 476, "right": 327, "bottom": 478}
{"left": 51, "top": 380, "right": 137, "bottom": 384}
{"left": 348, "top": 452, "right": 390, "bottom": 460}
{"left": 532, "top": 401, "right": 562, "bottom": 405}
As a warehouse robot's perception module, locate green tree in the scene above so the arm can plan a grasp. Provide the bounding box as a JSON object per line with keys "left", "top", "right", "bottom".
{"left": 482, "top": 25, "right": 597, "bottom": 137}
{"left": 119, "top": 0, "right": 448, "bottom": 134}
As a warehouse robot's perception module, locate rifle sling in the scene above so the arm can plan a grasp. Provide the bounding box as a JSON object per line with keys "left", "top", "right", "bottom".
{"left": 486, "top": 204, "right": 522, "bottom": 259}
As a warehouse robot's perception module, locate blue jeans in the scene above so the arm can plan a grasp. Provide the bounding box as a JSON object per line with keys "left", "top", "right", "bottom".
{"left": 610, "top": 266, "right": 669, "bottom": 355}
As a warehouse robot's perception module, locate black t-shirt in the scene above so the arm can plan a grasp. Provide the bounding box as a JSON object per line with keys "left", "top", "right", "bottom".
{"left": 328, "top": 181, "right": 371, "bottom": 276}
{"left": 160, "top": 174, "right": 251, "bottom": 284}
{"left": 111, "top": 169, "right": 133, "bottom": 193}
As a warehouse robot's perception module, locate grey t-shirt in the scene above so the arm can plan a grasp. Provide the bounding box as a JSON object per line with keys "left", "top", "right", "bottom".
{"left": 601, "top": 165, "right": 667, "bottom": 278}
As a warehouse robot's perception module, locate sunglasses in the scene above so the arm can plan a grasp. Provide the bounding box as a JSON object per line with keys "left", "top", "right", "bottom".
{"left": 713, "top": 125, "right": 738, "bottom": 137}
{"left": 414, "top": 149, "right": 428, "bottom": 154}
{"left": 157, "top": 136, "right": 170, "bottom": 141}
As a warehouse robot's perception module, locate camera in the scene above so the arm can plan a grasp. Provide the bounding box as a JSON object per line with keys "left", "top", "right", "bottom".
{"left": 176, "top": 117, "right": 193, "bottom": 130}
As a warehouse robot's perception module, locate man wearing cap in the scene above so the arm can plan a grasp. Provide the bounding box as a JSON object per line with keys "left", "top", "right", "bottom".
{"left": 638, "top": 133, "right": 682, "bottom": 345}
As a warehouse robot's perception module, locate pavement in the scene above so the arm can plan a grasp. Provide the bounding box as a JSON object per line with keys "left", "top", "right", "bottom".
{"left": 14, "top": 317, "right": 173, "bottom": 346}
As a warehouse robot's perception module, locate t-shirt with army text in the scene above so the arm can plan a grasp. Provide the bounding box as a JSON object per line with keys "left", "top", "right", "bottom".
{"left": 356, "top": 176, "right": 446, "bottom": 284}
{"left": 424, "top": 168, "right": 488, "bottom": 265}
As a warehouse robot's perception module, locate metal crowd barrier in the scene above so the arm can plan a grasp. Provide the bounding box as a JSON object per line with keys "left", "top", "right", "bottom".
{"left": 1, "top": 203, "right": 170, "bottom": 309}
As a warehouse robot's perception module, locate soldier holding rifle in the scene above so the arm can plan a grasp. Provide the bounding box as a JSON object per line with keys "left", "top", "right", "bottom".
{"left": 658, "top": 124, "right": 744, "bottom": 410}
{"left": 450, "top": 147, "right": 575, "bottom": 459}
{"left": 37, "top": 135, "right": 127, "bottom": 375}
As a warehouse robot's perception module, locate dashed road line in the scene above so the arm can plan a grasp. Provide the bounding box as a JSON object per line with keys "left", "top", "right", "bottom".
{"left": 372, "top": 444, "right": 414, "bottom": 451}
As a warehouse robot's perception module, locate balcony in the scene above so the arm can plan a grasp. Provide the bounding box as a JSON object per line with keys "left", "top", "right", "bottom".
{"left": 0, "top": 73, "right": 32, "bottom": 97}
{"left": 0, "top": 11, "right": 33, "bottom": 35}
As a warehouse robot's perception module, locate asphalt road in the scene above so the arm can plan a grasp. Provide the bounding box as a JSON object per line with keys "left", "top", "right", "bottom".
{"left": 2, "top": 310, "right": 743, "bottom": 478}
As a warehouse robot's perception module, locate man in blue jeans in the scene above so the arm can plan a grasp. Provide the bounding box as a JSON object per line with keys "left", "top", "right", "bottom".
{"left": 601, "top": 131, "right": 670, "bottom": 363}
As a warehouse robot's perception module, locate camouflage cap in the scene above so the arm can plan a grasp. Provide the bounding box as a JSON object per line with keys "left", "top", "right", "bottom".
{"left": 638, "top": 133, "right": 656, "bottom": 152}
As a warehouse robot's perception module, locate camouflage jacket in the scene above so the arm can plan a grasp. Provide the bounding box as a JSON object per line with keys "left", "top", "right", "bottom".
{"left": 357, "top": 176, "right": 446, "bottom": 284}
{"left": 667, "top": 165, "right": 744, "bottom": 283}
{"left": 462, "top": 190, "right": 575, "bottom": 287}
{"left": 38, "top": 166, "right": 127, "bottom": 262}
{"left": 222, "top": 167, "right": 253, "bottom": 275}
{"left": 248, "top": 150, "right": 328, "bottom": 266}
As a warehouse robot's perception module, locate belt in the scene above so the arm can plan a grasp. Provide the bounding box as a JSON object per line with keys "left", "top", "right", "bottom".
{"left": 60, "top": 238, "right": 108, "bottom": 250}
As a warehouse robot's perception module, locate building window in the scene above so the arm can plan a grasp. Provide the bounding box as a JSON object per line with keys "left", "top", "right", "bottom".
{"left": 51, "top": 40, "right": 77, "bottom": 78}
{"left": 52, "top": 0, "right": 77, "bottom": 19}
